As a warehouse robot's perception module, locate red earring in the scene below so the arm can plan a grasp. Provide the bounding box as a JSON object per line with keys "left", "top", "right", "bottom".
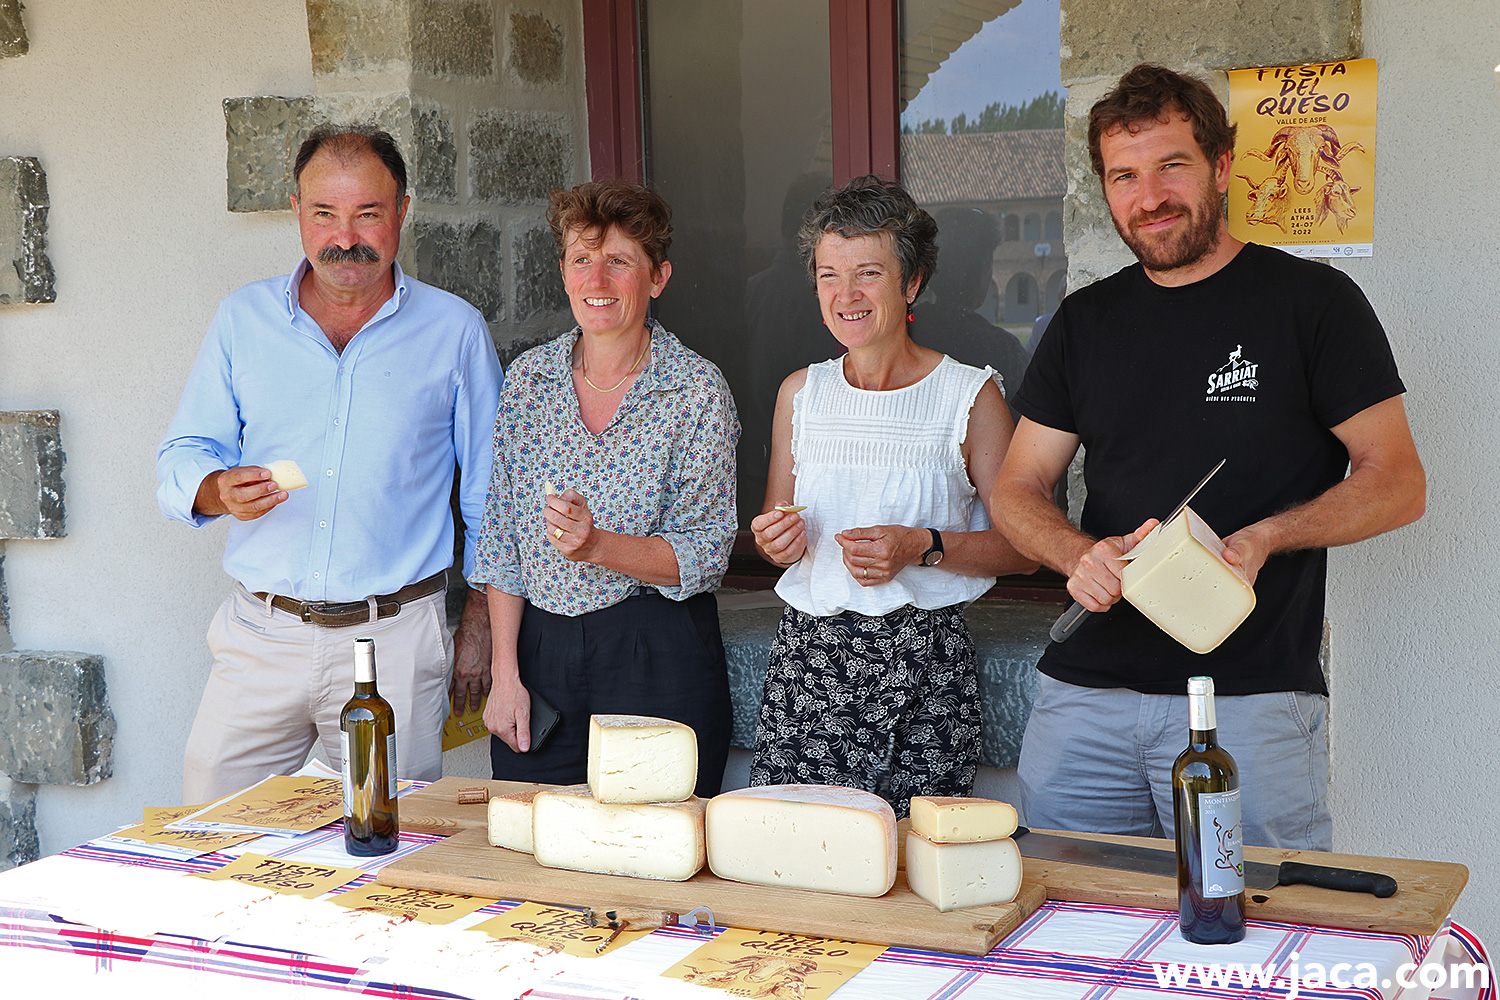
{"left": 906, "top": 310, "right": 915, "bottom": 324}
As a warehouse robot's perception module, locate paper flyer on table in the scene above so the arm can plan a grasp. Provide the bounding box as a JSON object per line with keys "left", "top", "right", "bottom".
{"left": 166, "top": 774, "right": 347, "bottom": 835}
{"left": 661, "top": 927, "right": 886, "bottom": 998}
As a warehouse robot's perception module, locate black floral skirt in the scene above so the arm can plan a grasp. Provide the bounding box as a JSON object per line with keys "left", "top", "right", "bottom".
{"left": 748, "top": 603, "right": 981, "bottom": 818}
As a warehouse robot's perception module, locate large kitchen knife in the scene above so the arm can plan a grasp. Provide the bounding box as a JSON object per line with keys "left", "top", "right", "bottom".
{"left": 1049, "top": 458, "right": 1228, "bottom": 643}
{"left": 1014, "top": 826, "right": 1397, "bottom": 897}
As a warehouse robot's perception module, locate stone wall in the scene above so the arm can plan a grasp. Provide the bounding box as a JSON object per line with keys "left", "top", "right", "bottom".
{"left": 0, "top": 157, "right": 55, "bottom": 305}
{"left": 0, "top": 0, "right": 26, "bottom": 58}
{"left": 223, "top": 1, "right": 586, "bottom": 362}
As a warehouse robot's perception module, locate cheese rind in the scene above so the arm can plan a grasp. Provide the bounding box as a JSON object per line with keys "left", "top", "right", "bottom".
{"left": 706, "top": 785, "right": 897, "bottom": 897}
{"left": 909, "top": 796, "right": 1018, "bottom": 843}
{"left": 587, "top": 714, "right": 698, "bottom": 804}
{"left": 1121, "top": 506, "right": 1256, "bottom": 654}
{"left": 264, "top": 460, "right": 308, "bottom": 492}
{"left": 486, "top": 789, "right": 539, "bottom": 853}
{"left": 531, "top": 785, "right": 705, "bottom": 881}
{"left": 905, "top": 831, "right": 1022, "bottom": 912}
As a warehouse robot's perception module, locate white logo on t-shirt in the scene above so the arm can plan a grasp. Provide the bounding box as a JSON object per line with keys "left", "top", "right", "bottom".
{"left": 1205, "top": 345, "right": 1259, "bottom": 402}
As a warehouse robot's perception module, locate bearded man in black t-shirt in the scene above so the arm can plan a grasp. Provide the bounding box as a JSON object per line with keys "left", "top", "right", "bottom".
{"left": 995, "top": 64, "right": 1426, "bottom": 850}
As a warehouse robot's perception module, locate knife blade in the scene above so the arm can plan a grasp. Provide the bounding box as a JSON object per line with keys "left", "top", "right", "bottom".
{"left": 1014, "top": 826, "right": 1397, "bottom": 897}
{"left": 1049, "top": 458, "right": 1228, "bottom": 643}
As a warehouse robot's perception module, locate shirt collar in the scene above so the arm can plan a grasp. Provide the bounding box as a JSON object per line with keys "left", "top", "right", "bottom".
{"left": 282, "top": 259, "right": 409, "bottom": 321}
{"left": 543, "top": 318, "right": 692, "bottom": 392}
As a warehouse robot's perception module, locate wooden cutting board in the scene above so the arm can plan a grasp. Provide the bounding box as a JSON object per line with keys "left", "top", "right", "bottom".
{"left": 1017, "top": 828, "right": 1468, "bottom": 936}
{"left": 383, "top": 779, "right": 1044, "bottom": 955}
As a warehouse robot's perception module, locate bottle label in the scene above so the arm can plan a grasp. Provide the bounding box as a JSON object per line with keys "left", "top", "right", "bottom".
{"left": 1198, "top": 788, "right": 1245, "bottom": 897}
{"left": 340, "top": 730, "right": 353, "bottom": 816}
{"left": 386, "top": 733, "right": 398, "bottom": 798}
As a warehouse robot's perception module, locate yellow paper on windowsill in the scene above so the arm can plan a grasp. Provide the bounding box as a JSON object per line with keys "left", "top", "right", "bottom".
{"left": 443, "top": 695, "right": 491, "bottom": 751}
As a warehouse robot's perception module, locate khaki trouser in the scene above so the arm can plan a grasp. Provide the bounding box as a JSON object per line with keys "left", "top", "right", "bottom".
{"left": 183, "top": 584, "right": 451, "bottom": 804}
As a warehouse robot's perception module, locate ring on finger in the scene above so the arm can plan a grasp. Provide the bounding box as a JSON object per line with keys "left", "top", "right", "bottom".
{"left": 553, "top": 527, "right": 564, "bottom": 539}
{"left": 862, "top": 566, "right": 869, "bottom": 580}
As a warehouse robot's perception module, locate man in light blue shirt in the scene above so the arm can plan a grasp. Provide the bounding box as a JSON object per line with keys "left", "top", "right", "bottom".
{"left": 158, "top": 125, "right": 503, "bottom": 801}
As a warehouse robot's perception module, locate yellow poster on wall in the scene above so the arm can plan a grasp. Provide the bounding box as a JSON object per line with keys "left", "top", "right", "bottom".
{"left": 1227, "top": 59, "right": 1376, "bottom": 257}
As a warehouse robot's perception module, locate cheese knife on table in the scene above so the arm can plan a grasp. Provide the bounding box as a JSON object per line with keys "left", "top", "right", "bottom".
{"left": 1014, "top": 826, "right": 1397, "bottom": 896}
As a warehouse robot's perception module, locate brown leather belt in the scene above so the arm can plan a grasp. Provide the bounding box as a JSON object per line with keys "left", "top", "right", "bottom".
{"left": 254, "top": 570, "right": 447, "bottom": 628}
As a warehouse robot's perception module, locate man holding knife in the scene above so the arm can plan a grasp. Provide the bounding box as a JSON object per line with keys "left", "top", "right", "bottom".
{"left": 995, "top": 64, "right": 1425, "bottom": 850}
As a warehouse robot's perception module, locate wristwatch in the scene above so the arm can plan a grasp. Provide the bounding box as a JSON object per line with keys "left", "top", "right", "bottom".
{"left": 919, "top": 528, "right": 944, "bottom": 567}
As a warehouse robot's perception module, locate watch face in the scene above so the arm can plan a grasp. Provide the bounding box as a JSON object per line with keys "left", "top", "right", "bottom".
{"left": 924, "top": 550, "right": 944, "bottom": 567}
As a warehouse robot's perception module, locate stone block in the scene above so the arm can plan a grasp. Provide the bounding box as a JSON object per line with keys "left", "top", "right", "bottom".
{"left": 225, "top": 96, "right": 315, "bottom": 213}
{"left": 0, "top": 0, "right": 27, "bottom": 58}
{"left": 306, "top": 0, "right": 412, "bottom": 76}
{"left": 1060, "top": 0, "right": 1360, "bottom": 84}
{"left": 411, "top": 0, "right": 494, "bottom": 79}
{"left": 412, "top": 217, "right": 504, "bottom": 322}
{"left": 0, "top": 157, "right": 55, "bottom": 304}
{"left": 0, "top": 551, "right": 11, "bottom": 655}
{"left": 0, "top": 776, "right": 38, "bottom": 871}
{"left": 469, "top": 111, "right": 570, "bottom": 204}
{"left": 509, "top": 11, "right": 564, "bottom": 85}
{"left": 718, "top": 600, "right": 1054, "bottom": 768}
{"left": 512, "top": 226, "right": 568, "bottom": 321}
{"left": 496, "top": 330, "right": 553, "bottom": 368}
{"left": 0, "top": 650, "right": 115, "bottom": 786}
{"left": 412, "top": 101, "right": 457, "bottom": 202}
{"left": 0, "top": 411, "right": 63, "bottom": 540}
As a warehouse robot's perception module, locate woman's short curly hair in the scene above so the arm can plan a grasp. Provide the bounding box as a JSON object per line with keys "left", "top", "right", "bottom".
{"left": 548, "top": 180, "right": 673, "bottom": 276}
{"left": 796, "top": 175, "right": 938, "bottom": 295}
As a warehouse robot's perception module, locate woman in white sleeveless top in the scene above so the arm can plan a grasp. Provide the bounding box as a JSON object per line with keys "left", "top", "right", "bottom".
{"left": 749, "top": 176, "right": 1037, "bottom": 817}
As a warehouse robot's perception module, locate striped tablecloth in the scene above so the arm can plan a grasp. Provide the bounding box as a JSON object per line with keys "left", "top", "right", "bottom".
{"left": 0, "top": 823, "right": 1490, "bottom": 1000}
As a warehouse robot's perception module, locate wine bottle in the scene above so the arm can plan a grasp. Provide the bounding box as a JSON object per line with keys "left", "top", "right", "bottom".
{"left": 1172, "top": 675, "right": 1245, "bottom": 944}
{"left": 340, "top": 637, "right": 399, "bottom": 856}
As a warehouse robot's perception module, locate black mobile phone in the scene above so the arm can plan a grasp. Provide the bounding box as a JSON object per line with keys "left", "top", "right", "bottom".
{"left": 528, "top": 689, "right": 561, "bottom": 751}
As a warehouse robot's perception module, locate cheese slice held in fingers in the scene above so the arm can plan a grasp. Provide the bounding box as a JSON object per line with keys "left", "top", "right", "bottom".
{"left": 264, "top": 460, "right": 308, "bottom": 492}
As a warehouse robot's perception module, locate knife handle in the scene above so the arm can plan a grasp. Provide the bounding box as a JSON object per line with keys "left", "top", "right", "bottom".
{"left": 1050, "top": 602, "right": 1091, "bottom": 643}
{"left": 1277, "top": 861, "right": 1397, "bottom": 898}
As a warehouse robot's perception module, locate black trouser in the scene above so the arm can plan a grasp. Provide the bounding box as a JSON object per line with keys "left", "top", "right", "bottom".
{"left": 490, "top": 590, "right": 732, "bottom": 798}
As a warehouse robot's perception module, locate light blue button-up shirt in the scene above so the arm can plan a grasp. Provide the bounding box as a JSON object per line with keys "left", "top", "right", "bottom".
{"left": 157, "top": 260, "right": 504, "bottom": 603}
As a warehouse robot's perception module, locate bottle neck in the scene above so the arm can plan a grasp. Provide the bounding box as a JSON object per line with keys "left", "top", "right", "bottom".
{"left": 1188, "top": 682, "right": 1218, "bottom": 746}
{"left": 353, "top": 639, "right": 377, "bottom": 691}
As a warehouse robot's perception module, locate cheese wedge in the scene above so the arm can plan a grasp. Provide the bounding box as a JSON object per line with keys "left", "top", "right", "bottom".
{"left": 905, "top": 831, "right": 1022, "bottom": 912}
{"left": 1121, "top": 506, "right": 1256, "bottom": 654}
{"left": 587, "top": 714, "right": 698, "bottom": 804}
{"left": 909, "top": 796, "right": 1018, "bottom": 844}
{"left": 531, "top": 785, "right": 705, "bottom": 881}
{"left": 706, "top": 785, "right": 897, "bottom": 897}
{"left": 486, "top": 789, "right": 539, "bottom": 853}
{"left": 264, "top": 460, "right": 308, "bottom": 492}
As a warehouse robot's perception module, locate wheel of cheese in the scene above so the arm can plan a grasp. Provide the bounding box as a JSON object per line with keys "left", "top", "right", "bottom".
{"left": 706, "top": 784, "right": 898, "bottom": 897}
{"left": 587, "top": 714, "right": 697, "bottom": 804}
{"left": 531, "top": 785, "right": 706, "bottom": 881}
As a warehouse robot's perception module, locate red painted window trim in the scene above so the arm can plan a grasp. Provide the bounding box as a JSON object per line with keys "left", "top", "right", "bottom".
{"left": 829, "top": 0, "right": 900, "bottom": 183}
{"left": 582, "top": 0, "right": 644, "bottom": 184}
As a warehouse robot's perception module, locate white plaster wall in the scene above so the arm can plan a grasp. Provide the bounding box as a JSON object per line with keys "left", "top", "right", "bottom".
{"left": 0, "top": 0, "right": 316, "bottom": 852}
{"left": 1330, "top": 0, "right": 1500, "bottom": 943}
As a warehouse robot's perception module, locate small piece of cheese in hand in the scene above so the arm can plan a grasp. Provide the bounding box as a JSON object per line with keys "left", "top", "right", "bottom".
{"left": 264, "top": 460, "right": 308, "bottom": 492}
{"left": 1121, "top": 506, "right": 1256, "bottom": 654}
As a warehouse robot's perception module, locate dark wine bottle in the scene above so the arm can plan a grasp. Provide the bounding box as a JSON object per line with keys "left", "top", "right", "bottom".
{"left": 340, "top": 637, "right": 399, "bottom": 856}
{"left": 1173, "top": 675, "right": 1245, "bottom": 944}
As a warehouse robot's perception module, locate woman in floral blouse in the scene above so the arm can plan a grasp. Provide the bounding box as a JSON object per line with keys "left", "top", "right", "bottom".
{"left": 474, "top": 181, "right": 738, "bottom": 794}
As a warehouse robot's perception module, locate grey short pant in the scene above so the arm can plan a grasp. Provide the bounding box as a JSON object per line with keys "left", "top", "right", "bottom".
{"left": 1017, "top": 674, "right": 1331, "bottom": 850}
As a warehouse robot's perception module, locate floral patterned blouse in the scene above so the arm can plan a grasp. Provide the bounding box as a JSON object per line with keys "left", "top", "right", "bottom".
{"left": 473, "top": 320, "right": 740, "bottom": 616}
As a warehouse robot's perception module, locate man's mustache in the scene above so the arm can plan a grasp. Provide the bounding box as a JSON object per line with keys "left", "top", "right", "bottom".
{"left": 318, "top": 243, "right": 381, "bottom": 264}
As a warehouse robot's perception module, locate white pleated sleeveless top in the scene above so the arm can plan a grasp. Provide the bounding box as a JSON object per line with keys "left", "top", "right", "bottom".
{"left": 774, "top": 355, "right": 998, "bottom": 617}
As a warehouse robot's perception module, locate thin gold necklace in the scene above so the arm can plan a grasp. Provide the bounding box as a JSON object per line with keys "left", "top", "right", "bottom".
{"left": 581, "top": 334, "right": 651, "bottom": 393}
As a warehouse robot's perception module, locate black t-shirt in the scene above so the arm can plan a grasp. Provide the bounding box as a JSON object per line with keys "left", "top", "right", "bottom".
{"left": 1013, "top": 243, "right": 1405, "bottom": 695}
